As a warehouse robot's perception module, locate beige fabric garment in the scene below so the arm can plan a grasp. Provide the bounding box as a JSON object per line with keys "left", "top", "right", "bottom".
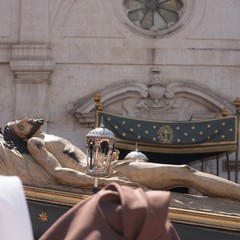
{"left": 40, "top": 182, "right": 180, "bottom": 240}
{"left": 0, "top": 175, "right": 34, "bottom": 240}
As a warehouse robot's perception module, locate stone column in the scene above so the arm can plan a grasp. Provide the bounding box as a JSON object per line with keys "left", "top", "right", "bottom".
{"left": 9, "top": 1, "right": 55, "bottom": 124}
{"left": 10, "top": 44, "right": 55, "bottom": 122}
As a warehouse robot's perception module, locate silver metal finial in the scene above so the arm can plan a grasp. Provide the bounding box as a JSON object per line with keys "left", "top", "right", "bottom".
{"left": 124, "top": 143, "right": 149, "bottom": 162}
{"left": 100, "top": 116, "right": 105, "bottom": 128}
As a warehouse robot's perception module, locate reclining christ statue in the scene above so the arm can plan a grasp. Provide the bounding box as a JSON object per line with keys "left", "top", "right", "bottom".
{"left": 1, "top": 118, "right": 240, "bottom": 201}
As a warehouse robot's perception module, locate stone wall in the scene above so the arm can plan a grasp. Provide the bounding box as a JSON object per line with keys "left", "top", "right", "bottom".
{"left": 0, "top": 1, "right": 240, "bottom": 180}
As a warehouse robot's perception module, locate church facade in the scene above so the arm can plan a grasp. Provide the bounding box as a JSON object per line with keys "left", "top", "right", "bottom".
{"left": 0, "top": 0, "right": 239, "bottom": 180}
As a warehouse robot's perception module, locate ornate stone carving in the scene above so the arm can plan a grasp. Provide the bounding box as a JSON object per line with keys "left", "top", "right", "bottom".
{"left": 68, "top": 68, "right": 235, "bottom": 126}
{"left": 131, "top": 68, "right": 186, "bottom": 120}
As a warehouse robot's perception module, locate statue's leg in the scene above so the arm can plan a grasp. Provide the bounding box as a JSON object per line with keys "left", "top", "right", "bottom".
{"left": 181, "top": 165, "right": 240, "bottom": 201}
{"left": 115, "top": 162, "right": 240, "bottom": 201}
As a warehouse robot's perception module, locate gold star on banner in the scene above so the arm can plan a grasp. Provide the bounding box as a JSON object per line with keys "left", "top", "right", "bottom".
{"left": 39, "top": 212, "right": 48, "bottom": 223}
{"left": 177, "top": 139, "right": 181, "bottom": 142}
{"left": 130, "top": 128, "right": 134, "bottom": 132}
{"left": 229, "top": 128, "right": 233, "bottom": 132}
{"left": 137, "top": 124, "right": 141, "bottom": 127}
{"left": 222, "top": 122, "right": 226, "bottom": 126}
{"left": 184, "top": 132, "right": 188, "bottom": 136}
{"left": 114, "top": 125, "right": 118, "bottom": 129}
{"left": 208, "top": 125, "right": 211, "bottom": 128}
{"left": 122, "top": 133, "right": 126, "bottom": 136}
{"left": 221, "top": 135, "right": 225, "bottom": 139}
{"left": 145, "top": 130, "right": 149, "bottom": 134}
{"left": 153, "top": 125, "right": 156, "bottom": 129}
{"left": 122, "top": 121, "right": 126, "bottom": 124}
{"left": 192, "top": 138, "right": 196, "bottom": 142}
{"left": 176, "top": 126, "right": 180, "bottom": 130}
{"left": 138, "top": 135, "right": 141, "bottom": 139}
{"left": 214, "top": 130, "right": 218, "bottom": 134}
{"left": 107, "top": 117, "right": 111, "bottom": 121}
{"left": 192, "top": 126, "right": 196, "bottom": 130}
{"left": 199, "top": 131, "right": 203, "bottom": 135}
{"left": 153, "top": 137, "right": 156, "bottom": 141}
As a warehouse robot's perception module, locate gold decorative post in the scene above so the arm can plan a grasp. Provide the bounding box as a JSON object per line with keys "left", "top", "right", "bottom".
{"left": 234, "top": 97, "right": 240, "bottom": 112}
{"left": 221, "top": 108, "right": 228, "bottom": 117}
{"left": 93, "top": 92, "right": 104, "bottom": 128}
{"left": 94, "top": 92, "right": 101, "bottom": 110}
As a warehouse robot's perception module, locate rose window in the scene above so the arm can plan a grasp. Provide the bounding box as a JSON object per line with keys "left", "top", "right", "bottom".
{"left": 123, "top": 0, "right": 184, "bottom": 31}
{"left": 112, "top": 0, "right": 195, "bottom": 37}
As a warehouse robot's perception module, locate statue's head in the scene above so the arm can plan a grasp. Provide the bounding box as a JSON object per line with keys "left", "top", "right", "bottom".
{"left": 3, "top": 118, "right": 44, "bottom": 153}
{"left": 4, "top": 118, "right": 44, "bottom": 141}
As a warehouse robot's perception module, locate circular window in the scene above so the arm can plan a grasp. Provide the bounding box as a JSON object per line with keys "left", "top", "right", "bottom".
{"left": 114, "top": 0, "right": 194, "bottom": 38}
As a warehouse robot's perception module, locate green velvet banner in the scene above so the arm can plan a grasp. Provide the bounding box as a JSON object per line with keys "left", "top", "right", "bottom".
{"left": 96, "top": 111, "right": 238, "bottom": 154}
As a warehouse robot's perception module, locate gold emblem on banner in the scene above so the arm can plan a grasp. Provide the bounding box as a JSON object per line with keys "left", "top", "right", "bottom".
{"left": 39, "top": 212, "right": 48, "bottom": 222}
{"left": 157, "top": 125, "right": 174, "bottom": 143}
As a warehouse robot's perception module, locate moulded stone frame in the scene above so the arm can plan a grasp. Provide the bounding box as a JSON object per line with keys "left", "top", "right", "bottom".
{"left": 68, "top": 80, "right": 236, "bottom": 127}
{"left": 113, "top": 0, "right": 195, "bottom": 38}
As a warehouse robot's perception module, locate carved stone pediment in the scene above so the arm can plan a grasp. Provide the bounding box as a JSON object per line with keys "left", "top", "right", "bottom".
{"left": 68, "top": 70, "right": 236, "bottom": 127}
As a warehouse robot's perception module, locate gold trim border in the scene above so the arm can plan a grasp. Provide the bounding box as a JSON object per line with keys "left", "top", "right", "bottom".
{"left": 169, "top": 207, "right": 240, "bottom": 232}
{"left": 25, "top": 186, "right": 89, "bottom": 206}
{"left": 25, "top": 186, "right": 240, "bottom": 232}
{"left": 116, "top": 142, "right": 238, "bottom": 154}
